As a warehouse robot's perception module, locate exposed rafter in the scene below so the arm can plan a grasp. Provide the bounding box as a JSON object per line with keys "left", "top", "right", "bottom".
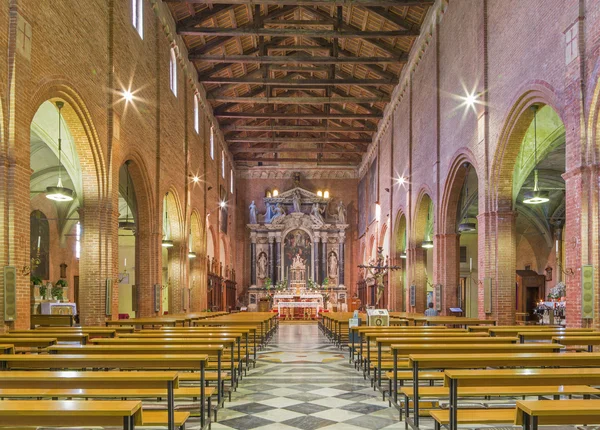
{"left": 228, "top": 137, "right": 371, "bottom": 144}
{"left": 201, "top": 76, "right": 397, "bottom": 86}
{"left": 166, "top": 0, "right": 433, "bottom": 7}
{"left": 215, "top": 112, "right": 382, "bottom": 119}
{"left": 223, "top": 124, "right": 377, "bottom": 132}
{"left": 179, "top": 27, "right": 419, "bottom": 38}
{"left": 210, "top": 96, "right": 390, "bottom": 104}
{"left": 191, "top": 55, "right": 404, "bottom": 64}
{"left": 231, "top": 147, "right": 367, "bottom": 154}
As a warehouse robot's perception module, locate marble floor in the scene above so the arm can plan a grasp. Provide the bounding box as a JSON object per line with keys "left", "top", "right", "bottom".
{"left": 209, "top": 322, "right": 403, "bottom": 430}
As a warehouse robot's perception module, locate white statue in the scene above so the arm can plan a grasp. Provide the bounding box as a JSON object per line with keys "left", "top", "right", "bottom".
{"left": 265, "top": 202, "right": 274, "bottom": 223}
{"left": 328, "top": 252, "right": 338, "bottom": 279}
{"left": 257, "top": 252, "right": 267, "bottom": 279}
{"left": 310, "top": 203, "right": 325, "bottom": 224}
{"left": 271, "top": 203, "right": 286, "bottom": 224}
{"left": 337, "top": 200, "right": 346, "bottom": 224}
{"left": 292, "top": 190, "right": 302, "bottom": 213}
{"left": 249, "top": 201, "right": 257, "bottom": 224}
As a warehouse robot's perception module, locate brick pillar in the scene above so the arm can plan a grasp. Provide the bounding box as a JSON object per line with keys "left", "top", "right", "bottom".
{"left": 478, "top": 210, "right": 516, "bottom": 325}
{"left": 408, "top": 246, "right": 426, "bottom": 313}
{"left": 135, "top": 231, "right": 159, "bottom": 317}
{"left": 78, "top": 204, "right": 110, "bottom": 326}
{"left": 435, "top": 233, "right": 459, "bottom": 315}
{"left": 167, "top": 244, "right": 184, "bottom": 314}
{"left": 562, "top": 167, "right": 596, "bottom": 327}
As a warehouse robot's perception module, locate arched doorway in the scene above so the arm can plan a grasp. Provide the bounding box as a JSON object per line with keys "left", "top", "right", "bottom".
{"left": 161, "top": 191, "right": 183, "bottom": 314}
{"left": 440, "top": 160, "right": 480, "bottom": 317}
{"left": 412, "top": 193, "right": 434, "bottom": 313}
{"left": 492, "top": 100, "right": 566, "bottom": 323}
{"left": 117, "top": 161, "right": 137, "bottom": 318}
{"left": 392, "top": 212, "right": 407, "bottom": 311}
{"left": 29, "top": 100, "right": 83, "bottom": 315}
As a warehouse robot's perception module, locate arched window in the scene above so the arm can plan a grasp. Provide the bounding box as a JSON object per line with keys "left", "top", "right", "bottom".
{"left": 194, "top": 95, "right": 199, "bottom": 134}
{"left": 169, "top": 47, "right": 177, "bottom": 96}
{"left": 132, "top": 0, "right": 143, "bottom": 38}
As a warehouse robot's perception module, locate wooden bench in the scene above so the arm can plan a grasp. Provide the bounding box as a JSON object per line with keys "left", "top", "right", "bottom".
{"left": 515, "top": 399, "right": 600, "bottom": 430}
{"left": 106, "top": 318, "right": 179, "bottom": 328}
{"left": 489, "top": 327, "right": 594, "bottom": 337}
{"left": 0, "top": 337, "right": 57, "bottom": 351}
{"left": 0, "top": 354, "right": 210, "bottom": 429}
{"left": 30, "top": 314, "right": 74, "bottom": 328}
{"left": 0, "top": 400, "right": 143, "bottom": 429}
{"left": 0, "top": 370, "right": 194, "bottom": 430}
{"left": 518, "top": 330, "right": 600, "bottom": 343}
{"left": 19, "top": 328, "right": 117, "bottom": 339}
{"left": 2, "top": 332, "right": 88, "bottom": 344}
{"left": 0, "top": 344, "right": 14, "bottom": 354}
{"left": 468, "top": 324, "right": 562, "bottom": 333}
{"left": 553, "top": 335, "right": 600, "bottom": 352}
{"left": 430, "top": 409, "right": 515, "bottom": 430}
{"left": 398, "top": 352, "right": 600, "bottom": 428}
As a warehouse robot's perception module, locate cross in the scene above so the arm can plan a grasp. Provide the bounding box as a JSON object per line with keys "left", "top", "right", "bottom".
{"left": 358, "top": 246, "right": 401, "bottom": 307}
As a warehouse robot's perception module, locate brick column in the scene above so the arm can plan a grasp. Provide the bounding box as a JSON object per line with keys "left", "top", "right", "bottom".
{"left": 477, "top": 210, "right": 516, "bottom": 325}
{"left": 168, "top": 244, "right": 184, "bottom": 315}
{"left": 408, "top": 246, "right": 426, "bottom": 313}
{"left": 136, "top": 231, "right": 160, "bottom": 317}
{"left": 434, "top": 233, "right": 459, "bottom": 314}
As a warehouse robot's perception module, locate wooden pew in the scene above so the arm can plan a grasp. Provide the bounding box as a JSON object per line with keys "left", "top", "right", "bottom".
{"left": 2, "top": 332, "right": 88, "bottom": 344}
{"left": 0, "top": 400, "right": 142, "bottom": 429}
{"left": 30, "top": 314, "right": 74, "bottom": 328}
{"left": 409, "top": 316, "right": 497, "bottom": 327}
{"left": 106, "top": 317, "right": 179, "bottom": 328}
{"left": 16, "top": 327, "right": 118, "bottom": 338}
{"left": 468, "top": 324, "right": 562, "bottom": 333}
{"left": 401, "top": 352, "right": 600, "bottom": 428}
{"left": 0, "top": 354, "right": 210, "bottom": 429}
{"left": 489, "top": 327, "right": 594, "bottom": 337}
{"left": 515, "top": 399, "right": 600, "bottom": 430}
{"left": 0, "top": 345, "right": 14, "bottom": 354}
{"left": 431, "top": 368, "right": 600, "bottom": 430}
{"left": 0, "top": 337, "right": 56, "bottom": 351}
{"left": 553, "top": 335, "right": 600, "bottom": 352}
{"left": 519, "top": 330, "right": 600, "bottom": 343}
{"left": 0, "top": 370, "right": 186, "bottom": 430}
{"left": 36, "top": 325, "right": 136, "bottom": 334}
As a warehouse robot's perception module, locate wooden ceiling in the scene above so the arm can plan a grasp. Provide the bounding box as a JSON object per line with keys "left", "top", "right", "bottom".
{"left": 165, "top": 0, "right": 433, "bottom": 167}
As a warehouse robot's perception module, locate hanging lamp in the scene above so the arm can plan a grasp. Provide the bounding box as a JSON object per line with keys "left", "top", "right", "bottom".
{"left": 119, "top": 161, "right": 136, "bottom": 231}
{"left": 523, "top": 105, "right": 550, "bottom": 204}
{"left": 162, "top": 193, "right": 174, "bottom": 248}
{"left": 46, "top": 101, "right": 74, "bottom": 202}
{"left": 421, "top": 205, "right": 434, "bottom": 249}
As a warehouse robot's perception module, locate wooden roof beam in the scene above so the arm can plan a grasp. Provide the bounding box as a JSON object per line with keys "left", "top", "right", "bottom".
{"left": 222, "top": 124, "right": 376, "bottom": 132}
{"left": 201, "top": 76, "right": 397, "bottom": 85}
{"left": 167, "top": 0, "right": 434, "bottom": 6}
{"left": 227, "top": 137, "right": 371, "bottom": 144}
{"left": 230, "top": 147, "right": 366, "bottom": 153}
{"left": 179, "top": 27, "right": 419, "bottom": 38}
{"left": 191, "top": 55, "right": 404, "bottom": 63}
{"left": 214, "top": 112, "right": 382, "bottom": 119}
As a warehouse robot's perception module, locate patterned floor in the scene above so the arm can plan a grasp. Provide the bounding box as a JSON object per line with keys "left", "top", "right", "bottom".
{"left": 209, "top": 322, "right": 403, "bottom": 430}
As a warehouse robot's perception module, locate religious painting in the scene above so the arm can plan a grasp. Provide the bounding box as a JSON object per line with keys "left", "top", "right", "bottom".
{"left": 283, "top": 229, "right": 312, "bottom": 285}
{"left": 219, "top": 185, "right": 228, "bottom": 233}
{"left": 367, "top": 157, "right": 378, "bottom": 225}
{"left": 358, "top": 175, "right": 367, "bottom": 236}
{"left": 30, "top": 210, "right": 49, "bottom": 280}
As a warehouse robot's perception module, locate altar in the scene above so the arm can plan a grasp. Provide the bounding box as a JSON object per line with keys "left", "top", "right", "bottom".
{"left": 40, "top": 301, "right": 77, "bottom": 315}
{"left": 246, "top": 174, "right": 349, "bottom": 313}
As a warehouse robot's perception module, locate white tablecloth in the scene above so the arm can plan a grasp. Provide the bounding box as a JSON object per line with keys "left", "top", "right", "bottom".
{"left": 277, "top": 301, "right": 321, "bottom": 316}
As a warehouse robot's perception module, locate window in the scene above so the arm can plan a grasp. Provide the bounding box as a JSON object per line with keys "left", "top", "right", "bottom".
{"left": 210, "top": 126, "right": 214, "bottom": 160}
{"left": 221, "top": 150, "right": 225, "bottom": 178}
{"left": 75, "top": 222, "right": 81, "bottom": 259}
{"left": 193, "top": 95, "right": 199, "bottom": 134}
{"left": 459, "top": 246, "right": 467, "bottom": 263}
{"left": 169, "top": 48, "right": 177, "bottom": 96}
{"left": 230, "top": 169, "right": 233, "bottom": 194}
{"left": 132, "top": 0, "right": 143, "bottom": 38}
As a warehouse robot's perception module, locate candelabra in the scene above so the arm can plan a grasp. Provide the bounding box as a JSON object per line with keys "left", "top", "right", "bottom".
{"left": 358, "top": 246, "right": 401, "bottom": 306}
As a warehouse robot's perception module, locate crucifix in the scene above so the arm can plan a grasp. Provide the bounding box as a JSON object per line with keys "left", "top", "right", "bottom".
{"left": 358, "top": 246, "right": 401, "bottom": 307}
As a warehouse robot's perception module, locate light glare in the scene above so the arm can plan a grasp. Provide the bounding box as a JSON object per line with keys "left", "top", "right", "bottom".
{"left": 123, "top": 90, "right": 134, "bottom": 102}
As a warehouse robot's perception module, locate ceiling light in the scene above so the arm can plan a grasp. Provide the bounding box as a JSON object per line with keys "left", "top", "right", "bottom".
{"left": 400, "top": 252, "right": 407, "bottom": 259}
{"left": 46, "top": 101, "right": 74, "bottom": 202}
{"left": 421, "top": 240, "right": 434, "bottom": 249}
{"left": 192, "top": 175, "right": 200, "bottom": 183}
{"left": 523, "top": 106, "right": 549, "bottom": 205}
{"left": 396, "top": 175, "right": 407, "bottom": 186}
{"left": 188, "top": 251, "right": 196, "bottom": 258}
{"left": 161, "top": 239, "right": 174, "bottom": 248}
{"left": 123, "top": 90, "right": 134, "bottom": 103}
{"left": 458, "top": 220, "right": 477, "bottom": 232}
{"left": 219, "top": 201, "right": 226, "bottom": 208}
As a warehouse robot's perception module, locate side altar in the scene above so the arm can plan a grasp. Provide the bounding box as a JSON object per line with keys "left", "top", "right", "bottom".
{"left": 247, "top": 174, "right": 349, "bottom": 313}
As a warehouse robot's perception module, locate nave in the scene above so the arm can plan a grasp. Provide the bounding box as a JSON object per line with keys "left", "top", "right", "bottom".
{"left": 213, "top": 322, "right": 400, "bottom": 430}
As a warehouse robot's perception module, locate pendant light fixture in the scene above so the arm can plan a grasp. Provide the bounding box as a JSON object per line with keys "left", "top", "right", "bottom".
{"left": 46, "top": 101, "right": 74, "bottom": 202}
{"left": 421, "top": 204, "right": 434, "bottom": 249}
{"left": 162, "top": 193, "right": 174, "bottom": 248}
{"left": 119, "top": 161, "right": 136, "bottom": 231}
{"left": 458, "top": 165, "right": 477, "bottom": 232}
{"left": 523, "top": 105, "right": 550, "bottom": 205}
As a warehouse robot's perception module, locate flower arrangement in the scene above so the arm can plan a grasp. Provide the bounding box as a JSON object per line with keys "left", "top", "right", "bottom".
{"left": 548, "top": 282, "right": 566, "bottom": 300}
{"left": 275, "top": 278, "right": 287, "bottom": 291}
{"left": 264, "top": 277, "right": 272, "bottom": 291}
{"left": 322, "top": 277, "right": 330, "bottom": 288}
{"left": 306, "top": 278, "right": 317, "bottom": 291}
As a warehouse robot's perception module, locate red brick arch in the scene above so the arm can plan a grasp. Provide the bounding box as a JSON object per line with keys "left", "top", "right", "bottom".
{"left": 490, "top": 84, "right": 564, "bottom": 211}
{"left": 412, "top": 188, "right": 434, "bottom": 244}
